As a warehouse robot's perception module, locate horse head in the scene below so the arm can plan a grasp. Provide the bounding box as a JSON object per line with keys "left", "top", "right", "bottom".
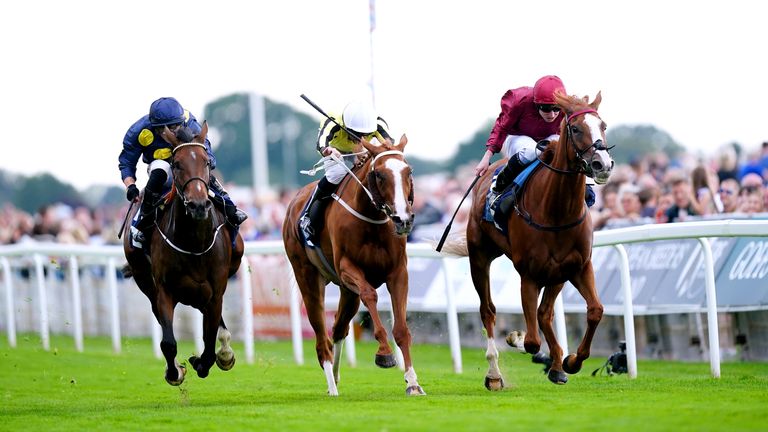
{"left": 162, "top": 122, "right": 213, "bottom": 220}
{"left": 361, "top": 135, "right": 415, "bottom": 236}
{"left": 554, "top": 91, "right": 614, "bottom": 184}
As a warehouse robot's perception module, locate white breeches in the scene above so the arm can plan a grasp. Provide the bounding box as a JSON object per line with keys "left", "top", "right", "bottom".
{"left": 501, "top": 134, "right": 560, "bottom": 163}
{"left": 324, "top": 156, "right": 353, "bottom": 184}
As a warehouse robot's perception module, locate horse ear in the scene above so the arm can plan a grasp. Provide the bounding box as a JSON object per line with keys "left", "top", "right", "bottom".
{"left": 396, "top": 134, "right": 408, "bottom": 151}
{"left": 361, "top": 136, "right": 383, "bottom": 155}
{"left": 590, "top": 91, "right": 602, "bottom": 110}
{"left": 162, "top": 126, "right": 180, "bottom": 146}
{"left": 198, "top": 121, "right": 209, "bottom": 143}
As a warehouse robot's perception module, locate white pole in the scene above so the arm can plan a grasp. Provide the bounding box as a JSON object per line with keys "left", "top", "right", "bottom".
{"left": 193, "top": 310, "right": 204, "bottom": 355}
{"left": 249, "top": 93, "right": 269, "bottom": 196}
{"left": 1, "top": 257, "right": 16, "bottom": 348}
{"left": 33, "top": 254, "right": 49, "bottom": 350}
{"left": 69, "top": 256, "right": 84, "bottom": 352}
{"left": 698, "top": 238, "right": 721, "bottom": 378}
{"left": 345, "top": 322, "right": 357, "bottom": 367}
{"left": 152, "top": 319, "right": 162, "bottom": 359}
{"left": 442, "top": 259, "right": 462, "bottom": 373}
{"left": 554, "top": 294, "right": 568, "bottom": 358}
{"left": 239, "top": 259, "right": 255, "bottom": 364}
{"left": 106, "top": 257, "right": 121, "bottom": 354}
{"left": 614, "top": 244, "right": 638, "bottom": 379}
{"left": 287, "top": 262, "right": 304, "bottom": 365}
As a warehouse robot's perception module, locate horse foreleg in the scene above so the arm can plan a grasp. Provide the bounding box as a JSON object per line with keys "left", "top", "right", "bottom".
{"left": 539, "top": 283, "right": 567, "bottom": 384}
{"left": 340, "top": 261, "right": 394, "bottom": 369}
{"left": 387, "top": 267, "right": 425, "bottom": 396}
{"left": 468, "top": 250, "right": 504, "bottom": 391}
{"left": 520, "top": 278, "right": 543, "bottom": 355}
{"left": 563, "top": 263, "right": 603, "bottom": 375}
{"left": 215, "top": 319, "right": 235, "bottom": 371}
{"left": 154, "top": 289, "right": 185, "bottom": 386}
{"left": 189, "top": 300, "right": 222, "bottom": 379}
{"left": 330, "top": 287, "right": 361, "bottom": 384}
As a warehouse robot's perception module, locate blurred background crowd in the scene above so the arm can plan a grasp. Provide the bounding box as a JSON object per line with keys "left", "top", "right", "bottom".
{"left": 1, "top": 141, "right": 767, "bottom": 246}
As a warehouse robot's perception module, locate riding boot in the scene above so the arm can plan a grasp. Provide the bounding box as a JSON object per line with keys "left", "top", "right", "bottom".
{"left": 133, "top": 190, "right": 162, "bottom": 244}
{"left": 209, "top": 175, "right": 248, "bottom": 225}
{"left": 489, "top": 153, "right": 527, "bottom": 205}
{"left": 299, "top": 177, "right": 337, "bottom": 247}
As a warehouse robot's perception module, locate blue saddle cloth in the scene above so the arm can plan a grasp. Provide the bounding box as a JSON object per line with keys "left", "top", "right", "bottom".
{"left": 483, "top": 160, "right": 541, "bottom": 234}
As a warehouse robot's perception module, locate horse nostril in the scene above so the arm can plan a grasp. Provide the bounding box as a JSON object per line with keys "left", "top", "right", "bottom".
{"left": 391, "top": 216, "right": 402, "bottom": 225}
{"left": 591, "top": 161, "right": 604, "bottom": 172}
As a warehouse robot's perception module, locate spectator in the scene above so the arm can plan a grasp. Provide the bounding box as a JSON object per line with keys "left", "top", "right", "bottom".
{"left": 617, "top": 183, "right": 643, "bottom": 221}
{"left": 717, "top": 178, "right": 741, "bottom": 213}
{"left": 638, "top": 186, "right": 658, "bottom": 218}
{"left": 592, "top": 182, "right": 622, "bottom": 230}
{"left": 690, "top": 165, "right": 723, "bottom": 215}
{"left": 664, "top": 177, "right": 699, "bottom": 222}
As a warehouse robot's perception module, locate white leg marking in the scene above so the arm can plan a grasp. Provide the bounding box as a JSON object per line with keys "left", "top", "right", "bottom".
{"left": 404, "top": 367, "right": 426, "bottom": 395}
{"left": 486, "top": 337, "right": 502, "bottom": 379}
{"left": 323, "top": 361, "right": 339, "bottom": 396}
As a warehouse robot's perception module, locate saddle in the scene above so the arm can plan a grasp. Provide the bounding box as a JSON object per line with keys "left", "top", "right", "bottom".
{"left": 484, "top": 160, "right": 542, "bottom": 234}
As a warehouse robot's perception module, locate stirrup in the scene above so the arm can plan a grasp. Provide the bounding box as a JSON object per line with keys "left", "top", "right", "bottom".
{"left": 299, "top": 215, "right": 316, "bottom": 246}
{"left": 227, "top": 208, "right": 248, "bottom": 225}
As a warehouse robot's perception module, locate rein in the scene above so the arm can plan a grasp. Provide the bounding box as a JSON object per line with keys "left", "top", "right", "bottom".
{"left": 328, "top": 150, "right": 405, "bottom": 224}
{"left": 513, "top": 109, "right": 602, "bottom": 232}
{"left": 155, "top": 141, "right": 224, "bottom": 255}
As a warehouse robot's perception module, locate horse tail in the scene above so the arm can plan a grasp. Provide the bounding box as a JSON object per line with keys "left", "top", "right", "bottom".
{"left": 433, "top": 231, "right": 469, "bottom": 257}
{"left": 121, "top": 263, "right": 133, "bottom": 279}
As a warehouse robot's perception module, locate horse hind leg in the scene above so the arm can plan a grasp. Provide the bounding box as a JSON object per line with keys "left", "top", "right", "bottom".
{"left": 468, "top": 250, "right": 504, "bottom": 391}
{"left": 330, "top": 287, "right": 361, "bottom": 384}
{"left": 215, "top": 319, "right": 235, "bottom": 371}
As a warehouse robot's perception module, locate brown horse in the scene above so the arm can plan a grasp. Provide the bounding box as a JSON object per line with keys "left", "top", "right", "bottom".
{"left": 282, "top": 136, "right": 425, "bottom": 396}
{"left": 442, "top": 92, "right": 613, "bottom": 388}
{"left": 122, "top": 122, "right": 244, "bottom": 385}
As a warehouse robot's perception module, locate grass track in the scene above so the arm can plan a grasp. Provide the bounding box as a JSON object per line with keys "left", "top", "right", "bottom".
{"left": 1, "top": 334, "right": 766, "bottom": 431}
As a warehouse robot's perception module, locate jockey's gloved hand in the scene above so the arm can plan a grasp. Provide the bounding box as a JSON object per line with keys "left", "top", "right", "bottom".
{"left": 126, "top": 184, "right": 140, "bottom": 202}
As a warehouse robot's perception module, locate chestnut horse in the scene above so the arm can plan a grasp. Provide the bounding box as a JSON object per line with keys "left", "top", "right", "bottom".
{"left": 282, "top": 136, "right": 425, "bottom": 396}
{"left": 122, "top": 123, "right": 244, "bottom": 386}
{"left": 442, "top": 92, "right": 613, "bottom": 388}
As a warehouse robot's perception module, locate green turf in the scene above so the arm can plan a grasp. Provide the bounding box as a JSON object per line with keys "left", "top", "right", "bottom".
{"left": 0, "top": 334, "right": 765, "bottom": 431}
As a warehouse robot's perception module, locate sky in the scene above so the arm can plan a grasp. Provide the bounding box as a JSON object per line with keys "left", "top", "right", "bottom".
{"left": 2, "top": 1, "right": 766, "bottom": 190}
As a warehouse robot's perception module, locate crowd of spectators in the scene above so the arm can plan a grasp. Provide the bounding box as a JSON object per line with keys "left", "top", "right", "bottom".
{"left": 1, "top": 142, "right": 767, "bottom": 246}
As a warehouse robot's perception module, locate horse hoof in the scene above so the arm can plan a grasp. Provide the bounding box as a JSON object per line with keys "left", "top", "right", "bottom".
{"left": 505, "top": 331, "right": 526, "bottom": 351}
{"left": 375, "top": 354, "right": 397, "bottom": 369}
{"left": 406, "top": 385, "right": 426, "bottom": 396}
{"left": 484, "top": 376, "right": 505, "bottom": 391}
{"left": 188, "top": 355, "right": 210, "bottom": 379}
{"left": 547, "top": 369, "right": 568, "bottom": 385}
{"left": 165, "top": 364, "right": 186, "bottom": 386}
{"left": 532, "top": 352, "right": 553, "bottom": 373}
{"left": 216, "top": 352, "right": 236, "bottom": 371}
{"left": 562, "top": 354, "right": 582, "bottom": 374}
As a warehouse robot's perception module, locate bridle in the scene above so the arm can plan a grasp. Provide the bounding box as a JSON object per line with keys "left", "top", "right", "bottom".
{"left": 171, "top": 142, "right": 211, "bottom": 208}
{"left": 331, "top": 149, "right": 413, "bottom": 224}
{"left": 538, "top": 108, "right": 614, "bottom": 178}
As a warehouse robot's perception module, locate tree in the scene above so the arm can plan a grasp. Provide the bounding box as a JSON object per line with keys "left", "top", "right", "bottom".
{"left": 13, "top": 173, "right": 85, "bottom": 213}
{"left": 606, "top": 124, "right": 686, "bottom": 165}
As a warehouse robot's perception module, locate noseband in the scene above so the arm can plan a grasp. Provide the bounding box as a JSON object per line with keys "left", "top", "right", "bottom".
{"left": 171, "top": 143, "right": 210, "bottom": 207}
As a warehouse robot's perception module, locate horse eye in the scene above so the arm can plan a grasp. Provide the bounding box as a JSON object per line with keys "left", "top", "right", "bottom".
{"left": 172, "top": 161, "right": 181, "bottom": 170}
{"left": 570, "top": 125, "right": 580, "bottom": 134}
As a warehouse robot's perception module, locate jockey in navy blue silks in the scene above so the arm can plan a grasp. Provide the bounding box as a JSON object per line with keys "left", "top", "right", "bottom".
{"left": 119, "top": 97, "right": 248, "bottom": 247}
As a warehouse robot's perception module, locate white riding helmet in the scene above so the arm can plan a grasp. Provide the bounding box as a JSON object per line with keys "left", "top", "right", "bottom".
{"left": 342, "top": 99, "right": 378, "bottom": 134}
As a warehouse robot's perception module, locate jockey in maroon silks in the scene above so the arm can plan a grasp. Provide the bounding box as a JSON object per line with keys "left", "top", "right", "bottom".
{"left": 475, "top": 75, "right": 595, "bottom": 207}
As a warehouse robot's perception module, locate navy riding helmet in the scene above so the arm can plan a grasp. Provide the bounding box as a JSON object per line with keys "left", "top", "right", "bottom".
{"left": 149, "top": 97, "right": 185, "bottom": 127}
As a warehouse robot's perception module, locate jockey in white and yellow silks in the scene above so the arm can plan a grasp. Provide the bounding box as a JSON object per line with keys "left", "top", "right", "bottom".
{"left": 299, "top": 99, "right": 392, "bottom": 247}
{"left": 119, "top": 97, "right": 248, "bottom": 248}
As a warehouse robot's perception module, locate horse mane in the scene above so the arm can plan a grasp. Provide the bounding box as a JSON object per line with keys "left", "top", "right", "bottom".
{"left": 553, "top": 91, "right": 594, "bottom": 114}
